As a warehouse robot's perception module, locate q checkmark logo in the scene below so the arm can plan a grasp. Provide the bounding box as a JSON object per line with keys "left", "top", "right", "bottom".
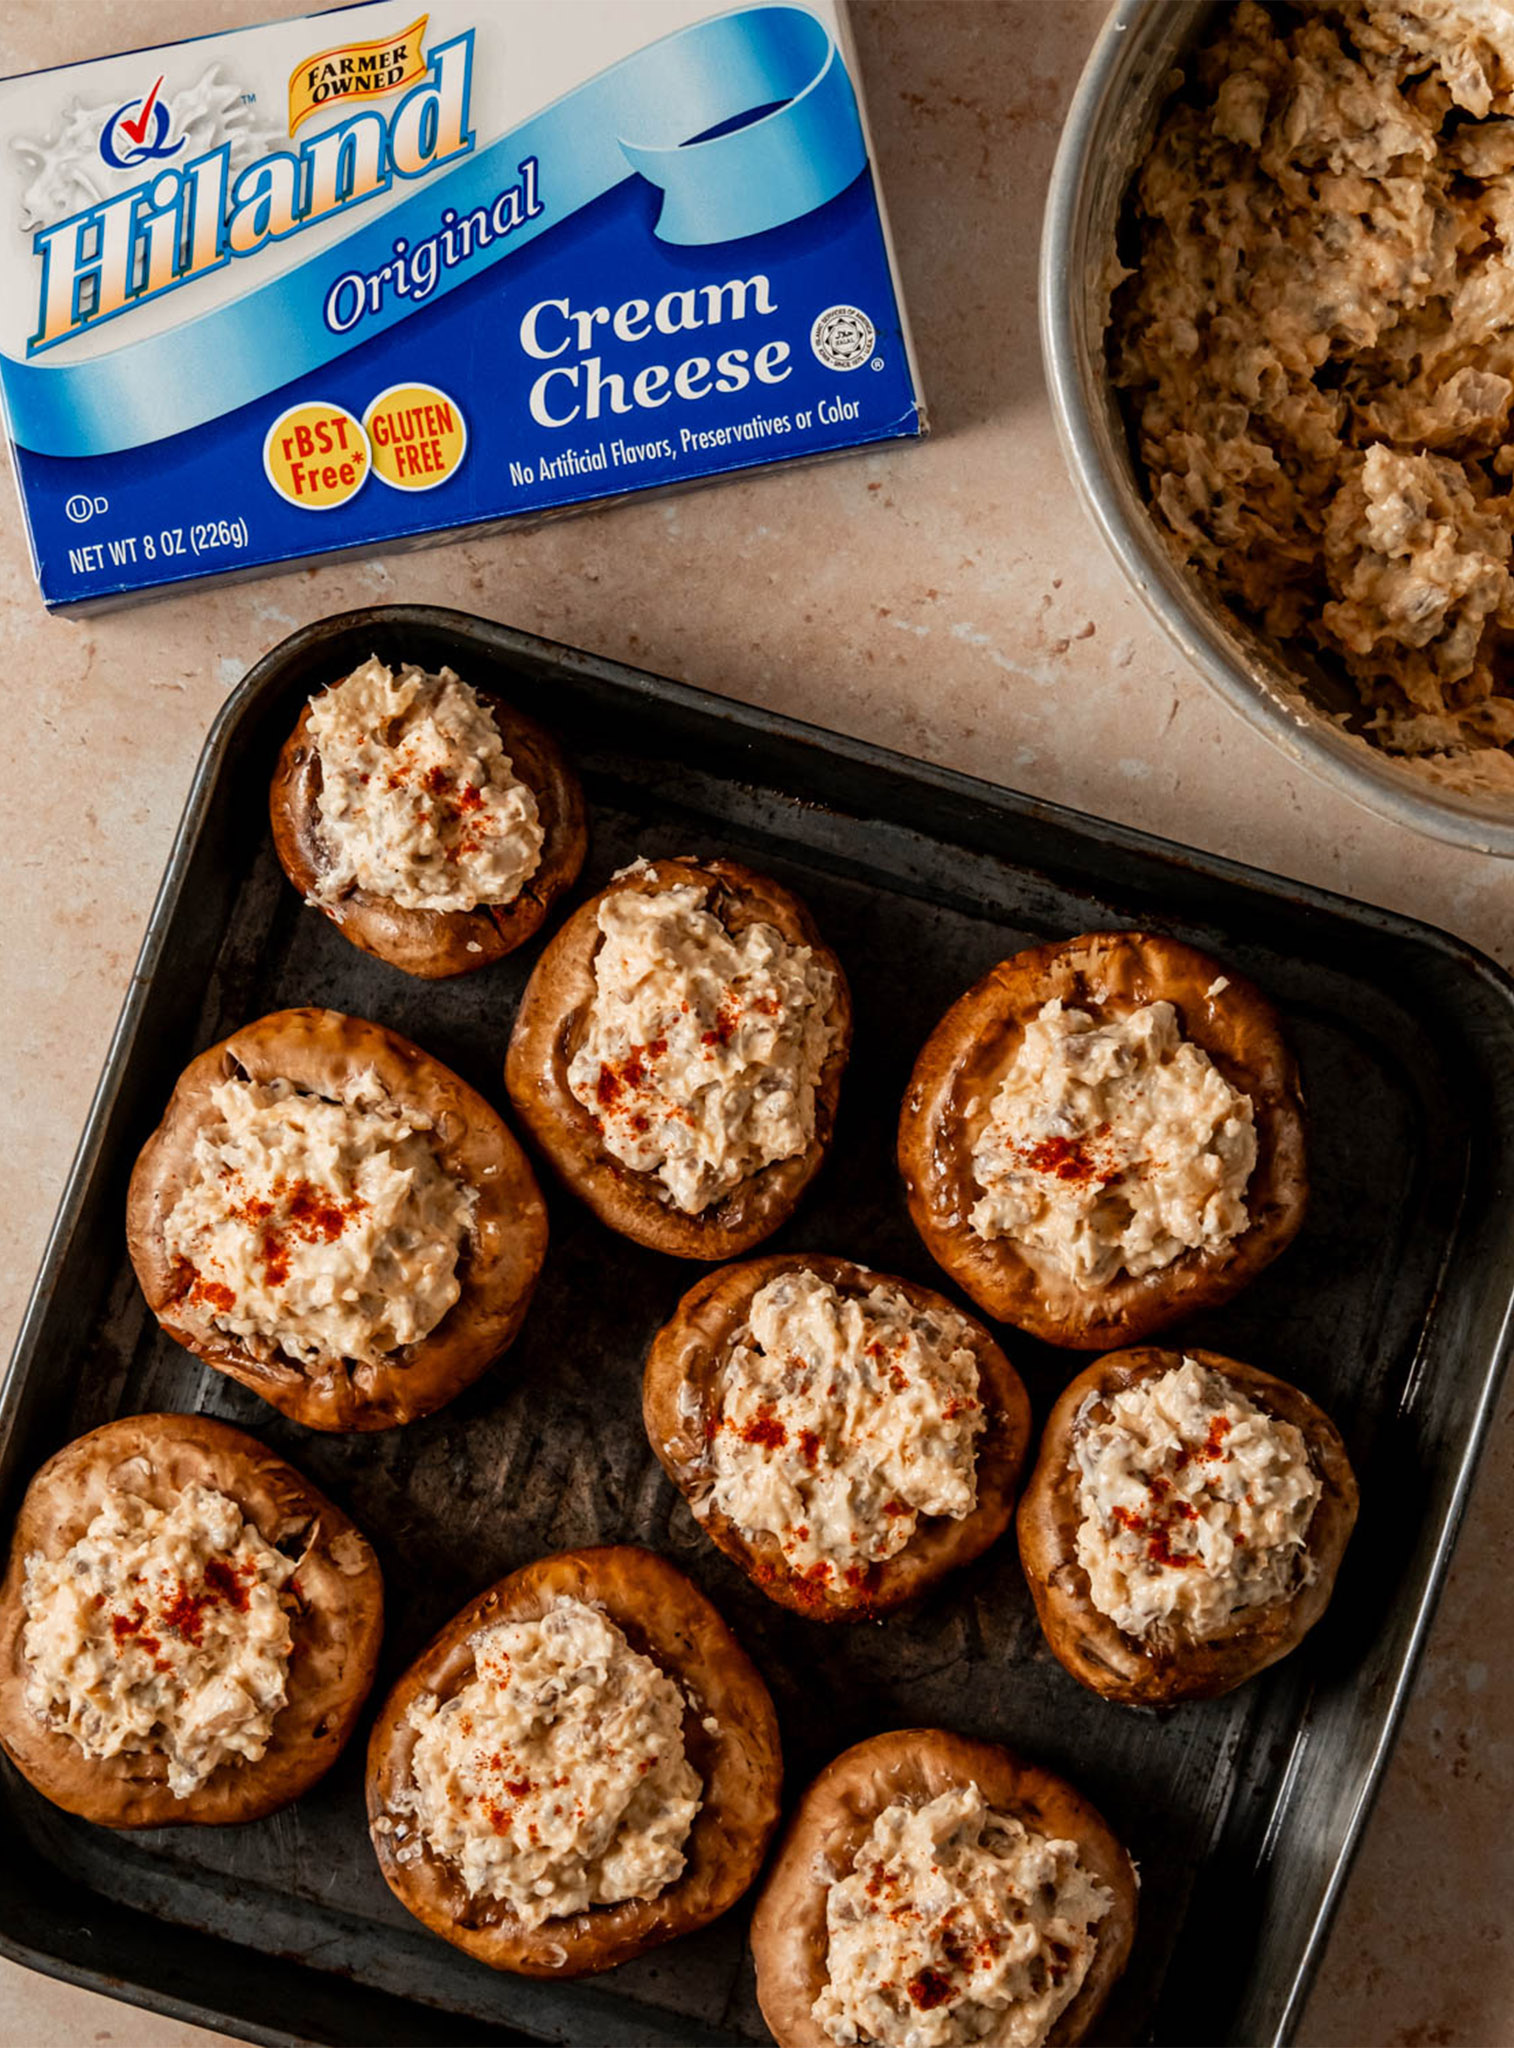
{"left": 100, "top": 76, "right": 185, "bottom": 169}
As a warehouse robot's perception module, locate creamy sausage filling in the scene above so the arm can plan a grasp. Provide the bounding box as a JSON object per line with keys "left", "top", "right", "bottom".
{"left": 22, "top": 1482, "right": 294, "bottom": 1799}
{"left": 306, "top": 657, "right": 544, "bottom": 913}
{"left": 813, "top": 1784, "right": 1113, "bottom": 2048}
{"left": 566, "top": 870, "right": 839, "bottom": 1214}
{"left": 704, "top": 1270, "right": 983, "bottom": 1581}
{"left": 1111, "top": 0, "right": 1514, "bottom": 785}
{"left": 162, "top": 1074, "right": 476, "bottom": 1368}
{"left": 394, "top": 1597, "right": 700, "bottom": 1926}
{"left": 968, "top": 1000, "right": 1257, "bottom": 1286}
{"left": 1074, "top": 1358, "right": 1322, "bottom": 1639}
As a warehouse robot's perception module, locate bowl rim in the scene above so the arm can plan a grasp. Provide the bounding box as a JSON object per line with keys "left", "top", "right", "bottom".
{"left": 1039, "top": 0, "right": 1514, "bottom": 860}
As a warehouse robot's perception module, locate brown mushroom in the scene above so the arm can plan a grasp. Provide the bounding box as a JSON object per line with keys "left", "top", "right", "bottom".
{"left": 505, "top": 857, "right": 852, "bottom": 1258}
{"left": 898, "top": 931, "right": 1307, "bottom": 1347}
{"left": 644, "top": 1254, "right": 1031, "bottom": 1620}
{"left": 751, "top": 1727, "right": 1137, "bottom": 2048}
{"left": 126, "top": 1008, "right": 547, "bottom": 1430}
{"left": 365, "top": 1544, "right": 782, "bottom": 1976}
{"left": 0, "top": 1413, "right": 383, "bottom": 1828}
{"left": 1017, "top": 1346, "right": 1359, "bottom": 1705}
{"left": 270, "top": 671, "right": 586, "bottom": 978}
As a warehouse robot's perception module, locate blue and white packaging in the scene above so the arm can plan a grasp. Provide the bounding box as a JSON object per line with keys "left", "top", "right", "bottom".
{"left": 0, "top": 0, "right": 925, "bottom": 610}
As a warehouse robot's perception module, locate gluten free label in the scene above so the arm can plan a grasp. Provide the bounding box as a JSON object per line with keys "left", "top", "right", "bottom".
{"left": 262, "top": 401, "right": 370, "bottom": 509}
{"left": 363, "top": 383, "right": 468, "bottom": 491}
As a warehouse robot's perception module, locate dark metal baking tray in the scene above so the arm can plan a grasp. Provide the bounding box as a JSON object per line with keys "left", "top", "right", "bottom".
{"left": 3, "top": 604, "right": 1512, "bottom": 2048}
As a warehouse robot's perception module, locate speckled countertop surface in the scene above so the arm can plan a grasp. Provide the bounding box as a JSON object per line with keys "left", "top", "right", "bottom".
{"left": 0, "top": 2, "right": 1509, "bottom": 2044}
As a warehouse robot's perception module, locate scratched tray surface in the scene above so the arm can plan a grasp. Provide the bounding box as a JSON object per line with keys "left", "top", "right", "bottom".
{"left": 3, "top": 608, "right": 1512, "bottom": 2048}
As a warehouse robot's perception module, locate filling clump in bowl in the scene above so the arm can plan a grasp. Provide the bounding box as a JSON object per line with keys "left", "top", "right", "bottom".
{"left": 1110, "top": 0, "right": 1514, "bottom": 793}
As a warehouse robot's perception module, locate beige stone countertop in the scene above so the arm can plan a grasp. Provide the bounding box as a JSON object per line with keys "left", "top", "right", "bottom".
{"left": 0, "top": 0, "right": 1510, "bottom": 2043}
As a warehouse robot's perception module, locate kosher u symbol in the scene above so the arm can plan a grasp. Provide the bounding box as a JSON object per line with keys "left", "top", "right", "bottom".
{"left": 99, "top": 77, "right": 185, "bottom": 170}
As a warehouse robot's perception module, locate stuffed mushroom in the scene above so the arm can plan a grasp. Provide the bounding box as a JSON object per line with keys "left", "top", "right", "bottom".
{"left": 126, "top": 1008, "right": 547, "bottom": 1430}
{"left": 270, "top": 655, "right": 587, "bottom": 978}
{"left": 506, "top": 856, "right": 852, "bottom": 1258}
{"left": 898, "top": 931, "right": 1307, "bottom": 1347}
{"left": 751, "top": 1727, "right": 1136, "bottom": 2048}
{"left": 644, "top": 1254, "right": 1031, "bottom": 1619}
{"left": 365, "top": 1544, "right": 782, "bottom": 1976}
{"left": 0, "top": 1414, "right": 383, "bottom": 1828}
{"left": 1017, "top": 1347, "right": 1359, "bottom": 1705}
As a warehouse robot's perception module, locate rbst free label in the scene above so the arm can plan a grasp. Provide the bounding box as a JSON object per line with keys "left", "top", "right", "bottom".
{"left": 263, "top": 402, "right": 370, "bottom": 509}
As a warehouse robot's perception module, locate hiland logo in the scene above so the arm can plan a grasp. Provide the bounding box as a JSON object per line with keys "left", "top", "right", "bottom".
{"left": 98, "top": 76, "right": 184, "bottom": 170}
{"left": 29, "top": 31, "right": 475, "bottom": 355}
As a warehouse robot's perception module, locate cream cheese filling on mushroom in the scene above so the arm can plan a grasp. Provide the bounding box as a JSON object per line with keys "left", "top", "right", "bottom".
{"left": 305, "top": 657, "right": 545, "bottom": 913}
{"left": 813, "top": 1783, "right": 1113, "bottom": 2048}
{"left": 395, "top": 1596, "right": 700, "bottom": 1926}
{"left": 22, "top": 1482, "right": 294, "bottom": 1798}
{"left": 1074, "top": 1358, "right": 1322, "bottom": 1639}
{"left": 565, "top": 871, "right": 839, "bottom": 1214}
{"left": 1111, "top": 0, "right": 1514, "bottom": 785}
{"left": 705, "top": 1269, "right": 984, "bottom": 1579}
{"left": 968, "top": 1000, "right": 1256, "bottom": 1286}
{"left": 162, "top": 1073, "right": 476, "bottom": 1367}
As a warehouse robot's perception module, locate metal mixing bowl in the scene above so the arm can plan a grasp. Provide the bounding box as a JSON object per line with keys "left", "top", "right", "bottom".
{"left": 1040, "top": 0, "right": 1514, "bottom": 859}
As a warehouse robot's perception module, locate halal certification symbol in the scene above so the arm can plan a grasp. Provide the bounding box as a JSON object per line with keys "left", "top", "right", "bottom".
{"left": 811, "top": 304, "right": 876, "bottom": 372}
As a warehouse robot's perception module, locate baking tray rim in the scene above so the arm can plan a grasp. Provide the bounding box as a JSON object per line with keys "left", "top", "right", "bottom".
{"left": 3, "top": 599, "right": 1512, "bottom": 2048}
